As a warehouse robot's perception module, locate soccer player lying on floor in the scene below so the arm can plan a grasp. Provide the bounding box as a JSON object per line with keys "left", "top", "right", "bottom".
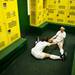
{"left": 31, "top": 37, "right": 63, "bottom": 61}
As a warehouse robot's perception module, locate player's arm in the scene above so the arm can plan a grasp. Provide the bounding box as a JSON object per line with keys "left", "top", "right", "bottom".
{"left": 51, "top": 35, "right": 57, "bottom": 40}
{"left": 48, "top": 31, "right": 59, "bottom": 43}
{"left": 46, "top": 42, "right": 52, "bottom": 46}
{"left": 51, "top": 31, "right": 59, "bottom": 39}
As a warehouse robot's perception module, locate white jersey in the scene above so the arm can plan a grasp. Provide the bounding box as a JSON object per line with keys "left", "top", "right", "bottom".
{"left": 31, "top": 41, "right": 50, "bottom": 53}
{"left": 52, "top": 31, "right": 66, "bottom": 42}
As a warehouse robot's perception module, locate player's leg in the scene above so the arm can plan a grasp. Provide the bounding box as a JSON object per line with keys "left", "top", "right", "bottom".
{"left": 57, "top": 41, "right": 66, "bottom": 61}
{"left": 49, "top": 54, "right": 61, "bottom": 59}
{"left": 57, "top": 41, "right": 64, "bottom": 55}
{"left": 40, "top": 52, "right": 61, "bottom": 60}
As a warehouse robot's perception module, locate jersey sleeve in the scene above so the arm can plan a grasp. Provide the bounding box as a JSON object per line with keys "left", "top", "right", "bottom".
{"left": 51, "top": 31, "right": 60, "bottom": 39}
{"left": 46, "top": 42, "right": 51, "bottom": 46}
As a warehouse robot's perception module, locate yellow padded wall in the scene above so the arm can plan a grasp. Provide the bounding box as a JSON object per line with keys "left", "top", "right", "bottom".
{"left": 47, "top": 0, "right": 75, "bottom": 26}
{"left": 67, "top": 0, "right": 75, "bottom": 26}
{"left": 30, "top": 0, "right": 75, "bottom": 26}
{"left": 0, "top": 0, "right": 21, "bottom": 51}
{"left": 30, "top": 0, "right": 75, "bottom": 27}
{"left": 0, "top": 1, "right": 9, "bottom": 51}
{"left": 43, "top": 0, "right": 47, "bottom": 22}
{"left": 47, "top": 0, "right": 57, "bottom": 23}
{"left": 56, "top": 0, "right": 69, "bottom": 24}
{"left": 30, "top": 0, "right": 47, "bottom": 27}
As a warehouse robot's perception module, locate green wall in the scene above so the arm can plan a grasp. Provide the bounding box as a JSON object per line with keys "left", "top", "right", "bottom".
{"left": 18, "top": 0, "right": 30, "bottom": 37}
{"left": 72, "top": 50, "right": 75, "bottom": 75}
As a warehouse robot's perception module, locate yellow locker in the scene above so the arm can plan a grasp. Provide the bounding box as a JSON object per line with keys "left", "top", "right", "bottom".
{"left": 47, "top": 0, "right": 57, "bottom": 23}
{"left": 48, "top": 0, "right": 57, "bottom": 5}
{"left": 30, "top": 6, "right": 44, "bottom": 26}
{"left": 0, "top": 20, "right": 6, "bottom": 51}
{"left": 0, "top": 0, "right": 21, "bottom": 51}
{"left": 57, "top": 0, "right": 68, "bottom": 9}
{"left": 30, "top": 0, "right": 47, "bottom": 27}
{"left": 0, "top": 25, "right": 7, "bottom": 51}
{"left": 35, "top": 0, "right": 44, "bottom": 26}
{"left": 69, "top": 0, "right": 75, "bottom": 11}
{"left": 43, "top": 0, "right": 47, "bottom": 10}
{"left": 0, "top": 1, "right": 9, "bottom": 51}
{"left": 67, "top": 10, "right": 75, "bottom": 26}
{"left": 5, "top": 0, "right": 20, "bottom": 44}
{"left": 0, "top": 26, "right": 8, "bottom": 51}
{"left": 30, "top": 0, "right": 42, "bottom": 12}
{"left": 47, "top": 0, "right": 57, "bottom": 9}
{"left": 30, "top": 0, "right": 36, "bottom": 26}
{"left": 56, "top": 0, "right": 68, "bottom": 24}
{"left": 47, "top": 8, "right": 57, "bottom": 23}
{"left": 30, "top": 0, "right": 36, "bottom": 11}
{"left": 43, "top": 0, "right": 47, "bottom": 22}
{"left": 66, "top": 0, "right": 75, "bottom": 26}
{"left": 56, "top": 9, "right": 67, "bottom": 24}
{"left": 30, "top": 0, "right": 75, "bottom": 26}
{"left": 36, "top": 4, "right": 43, "bottom": 11}
{"left": 30, "top": 10, "right": 36, "bottom": 25}
{"left": 6, "top": 19, "right": 20, "bottom": 44}
{"left": 36, "top": 0, "right": 43, "bottom": 10}
{"left": 2, "top": 0, "right": 18, "bottom": 20}
{"left": 36, "top": 10, "right": 45, "bottom": 26}
{"left": 42, "top": 12, "right": 47, "bottom": 22}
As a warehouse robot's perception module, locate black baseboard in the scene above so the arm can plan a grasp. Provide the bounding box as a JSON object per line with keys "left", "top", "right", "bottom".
{"left": 29, "top": 22, "right": 75, "bottom": 35}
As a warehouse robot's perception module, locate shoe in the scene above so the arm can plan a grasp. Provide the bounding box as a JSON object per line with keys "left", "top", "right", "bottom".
{"left": 35, "top": 41, "right": 38, "bottom": 44}
{"left": 35, "top": 37, "right": 40, "bottom": 44}
{"left": 60, "top": 52, "right": 67, "bottom": 62}
{"left": 60, "top": 54, "right": 65, "bottom": 62}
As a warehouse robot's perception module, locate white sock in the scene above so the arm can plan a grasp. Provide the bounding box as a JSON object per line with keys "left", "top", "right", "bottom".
{"left": 60, "top": 48, "right": 64, "bottom": 55}
{"left": 50, "top": 55, "right": 61, "bottom": 59}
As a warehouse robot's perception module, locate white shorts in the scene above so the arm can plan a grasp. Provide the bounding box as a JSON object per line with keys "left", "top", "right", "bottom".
{"left": 53, "top": 39, "right": 64, "bottom": 48}
{"left": 31, "top": 49, "right": 46, "bottom": 59}
{"left": 53, "top": 39, "right": 59, "bottom": 44}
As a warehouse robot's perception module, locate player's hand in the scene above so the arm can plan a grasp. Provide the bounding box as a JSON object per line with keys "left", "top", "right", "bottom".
{"left": 48, "top": 39, "right": 53, "bottom": 43}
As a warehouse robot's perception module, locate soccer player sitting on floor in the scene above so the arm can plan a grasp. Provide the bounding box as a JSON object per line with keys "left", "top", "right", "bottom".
{"left": 31, "top": 38, "right": 62, "bottom": 60}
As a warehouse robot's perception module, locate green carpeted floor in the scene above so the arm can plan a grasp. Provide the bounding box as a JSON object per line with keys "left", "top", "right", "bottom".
{"left": 1, "top": 29, "right": 75, "bottom": 75}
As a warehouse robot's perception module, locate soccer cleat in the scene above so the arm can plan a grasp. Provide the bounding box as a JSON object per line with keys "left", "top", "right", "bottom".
{"left": 35, "top": 36, "right": 40, "bottom": 45}
{"left": 35, "top": 41, "right": 38, "bottom": 44}
{"left": 60, "top": 54, "right": 65, "bottom": 62}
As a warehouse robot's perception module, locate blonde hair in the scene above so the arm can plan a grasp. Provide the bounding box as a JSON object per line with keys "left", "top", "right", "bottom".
{"left": 60, "top": 27, "right": 65, "bottom": 30}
